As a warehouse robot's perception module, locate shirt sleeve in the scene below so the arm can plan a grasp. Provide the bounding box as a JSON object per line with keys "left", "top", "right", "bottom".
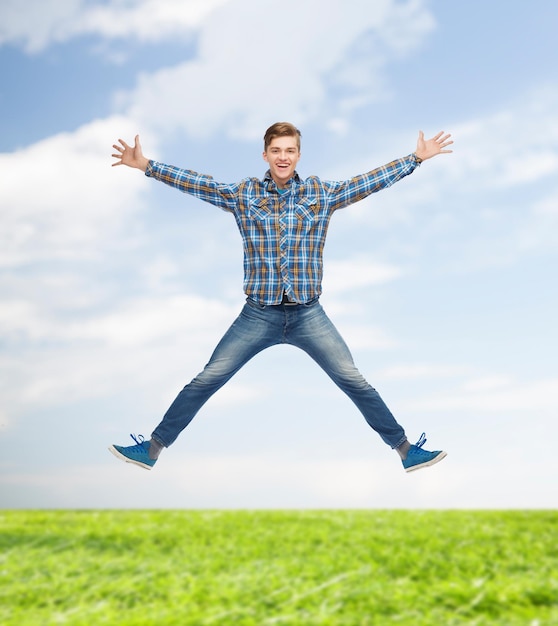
{"left": 145, "top": 160, "right": 238, "bottom": 213}
{"left": 325, "top": 153, "right": 420, "bottom": 212}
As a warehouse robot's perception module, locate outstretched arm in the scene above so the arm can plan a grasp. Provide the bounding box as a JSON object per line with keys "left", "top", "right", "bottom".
{"left": 415, "top": 130, "right": 453, "bottom": 162}
{"left": 111, "top": 135, "right": 149, "bottom": 171}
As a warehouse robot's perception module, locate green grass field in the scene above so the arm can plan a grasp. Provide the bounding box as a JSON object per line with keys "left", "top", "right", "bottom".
{"left": 1, "top": 510, "right": 556, "bottom": 625}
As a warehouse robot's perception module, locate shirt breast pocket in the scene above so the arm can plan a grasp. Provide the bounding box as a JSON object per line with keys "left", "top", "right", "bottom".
{"left": 294, "top": 198, "right": 318, "bottom": 226}
{"left": 248, "top": 198, "right": 272, "bottom": 221}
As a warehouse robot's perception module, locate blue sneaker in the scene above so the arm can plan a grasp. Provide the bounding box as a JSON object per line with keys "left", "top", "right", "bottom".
{"left": 109, "top": 434, "right": 156, "bottom": 470}
{"left": 403, "top": 433, "right": 447, "bottom": 472}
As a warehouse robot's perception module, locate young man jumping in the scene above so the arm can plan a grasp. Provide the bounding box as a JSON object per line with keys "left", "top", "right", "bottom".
{"left": 109, "top": 122, "right": 453, "bottom": 473}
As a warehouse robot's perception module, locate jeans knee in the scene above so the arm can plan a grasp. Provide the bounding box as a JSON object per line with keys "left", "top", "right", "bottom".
{"left": 332, "top": 366, "right": 370, "bottom": 391}
{"left": 191, "top": 360, "right": 237, "bottom": 388}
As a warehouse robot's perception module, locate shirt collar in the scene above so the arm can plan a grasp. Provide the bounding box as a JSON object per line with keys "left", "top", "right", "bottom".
{"left": 263, "top": 170, "right": 302, "bottom": 191}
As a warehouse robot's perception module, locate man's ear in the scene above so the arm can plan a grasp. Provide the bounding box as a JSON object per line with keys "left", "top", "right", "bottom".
{"left": 262, "top": 151, "right": 269, "bottom": 163}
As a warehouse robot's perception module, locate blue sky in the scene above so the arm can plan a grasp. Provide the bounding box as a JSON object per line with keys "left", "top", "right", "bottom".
{"left": 1, "top": 0, "right": 557, "bottom": 509}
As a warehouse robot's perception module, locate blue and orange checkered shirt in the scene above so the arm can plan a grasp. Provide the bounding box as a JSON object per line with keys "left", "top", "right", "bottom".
{"left": 146, "top": 154, "right": 420, "bottom": 304}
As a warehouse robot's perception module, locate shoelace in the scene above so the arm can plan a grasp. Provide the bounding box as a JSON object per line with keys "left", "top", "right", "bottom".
{"left": 414, "top": 432, "right": 427, "bottom": 448}
{"left": 129, "top": 433, "right": 147, "bottom": 448}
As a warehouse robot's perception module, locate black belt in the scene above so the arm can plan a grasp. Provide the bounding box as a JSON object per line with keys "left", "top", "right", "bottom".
{"left": 281, "top": 291, "right": 297, "bottom": 305}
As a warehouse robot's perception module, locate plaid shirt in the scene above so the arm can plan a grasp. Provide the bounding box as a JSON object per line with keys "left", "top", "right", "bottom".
{"left": 146, "top": 154, "right": 420, "bottom": 304}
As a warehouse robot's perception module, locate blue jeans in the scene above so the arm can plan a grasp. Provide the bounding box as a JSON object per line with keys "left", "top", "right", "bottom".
{"left": 152, "top": 299, "right": 407, "bottom": 449}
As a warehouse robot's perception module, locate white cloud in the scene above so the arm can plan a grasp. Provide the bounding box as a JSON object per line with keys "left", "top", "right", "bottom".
{"left": 323, "top": 257, "right": 404, "bottom": 294}
{"left": 442, "top": 85, "right": 558, "bottom": 192}
{"left": 339, "top": 83, "right": 558, "bottom": 205}
{"left": 0, "top": 292, "right": 230, "bottom": 347}
{"left": 121, "top": 0, "right": 435, "bottom": 139}
{"left": 329, "top": 84, "right": 558, "bottom": 271}
{"left": 411, "top": 376, "right": 558, "bottom": 413}
{"left": 0, "top": 0, "right": 80, "bottom": 53}
{"left": 1, "top": 0, "right": 437, "bottom": 146}
{"left": 533, "top": 189, "right": 558, "bottom": 216}
{"left": 0, "top": 293, "right": 237, "bottom": 413}
{"left": 65, "top": 294, "right": 233, "bottom": 347}
{"left": 73, "top": 0, "right": 231, "bottom": 43}
{"left": 0, "top": 0, "right": 231, "bottom": 53}
{"left": 337, "top": 324, "right": 398, "bottom": 351}
{"left": 380, "top": 364, "right": 469, "bottom": 380}
{"left": 204, "top": 383, "right": 266, "bottom": 408}
{"left": 3, "top": 450, "right": 555, "bottom": 508}
{"left": 0, "top": 116, "right": 157, "bottom": 267}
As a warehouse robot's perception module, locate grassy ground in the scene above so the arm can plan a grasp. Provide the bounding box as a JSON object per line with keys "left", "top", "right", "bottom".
{"left": 1, "top": 510, "right": 556, "bottom": 625}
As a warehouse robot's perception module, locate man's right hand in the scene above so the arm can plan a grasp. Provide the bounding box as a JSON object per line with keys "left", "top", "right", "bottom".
{"left": 111, "top": 135, "right": 149, "bottom": 171}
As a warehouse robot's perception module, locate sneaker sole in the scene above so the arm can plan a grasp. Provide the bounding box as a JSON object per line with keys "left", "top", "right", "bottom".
{"left": 108, "top": 445, "right": 154, "bottom": 470}
{"left": 405, "top": 450, "right": 447, "bottom": 473}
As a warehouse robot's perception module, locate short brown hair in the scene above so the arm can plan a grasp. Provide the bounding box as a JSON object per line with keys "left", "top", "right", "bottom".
{"left": 263, "top": 122, "right": 301, "bottom": 151}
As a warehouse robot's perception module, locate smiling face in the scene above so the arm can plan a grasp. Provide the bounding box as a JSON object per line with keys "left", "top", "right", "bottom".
{"left": 263, "top": 135, "right": 301, "bottom": 189}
